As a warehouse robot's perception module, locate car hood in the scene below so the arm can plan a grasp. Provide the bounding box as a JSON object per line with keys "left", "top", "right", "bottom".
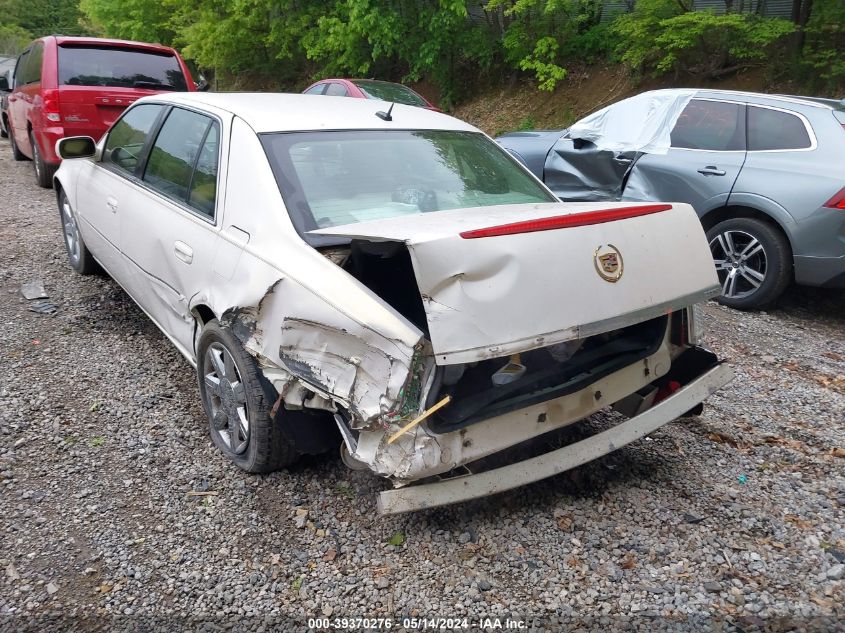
{"left": 312, "top": 202, "right": 719, "bottom": 364}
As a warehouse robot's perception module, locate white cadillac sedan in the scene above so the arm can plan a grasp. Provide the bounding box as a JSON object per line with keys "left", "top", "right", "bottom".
{"left": 53, "top": 93, "right": 731, "bottom": 513}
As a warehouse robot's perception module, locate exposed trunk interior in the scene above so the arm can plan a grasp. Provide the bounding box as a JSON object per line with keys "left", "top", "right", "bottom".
{"left": 426, "top": 315, "right": 668, "bottom": 433}
{"left": 323, "top": 240, "right": 429, "bottom": 334}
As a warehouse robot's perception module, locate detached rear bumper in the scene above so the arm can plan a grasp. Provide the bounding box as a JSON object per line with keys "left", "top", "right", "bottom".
{"left": 377, "top": 362, "right": 732, "bottom": 515}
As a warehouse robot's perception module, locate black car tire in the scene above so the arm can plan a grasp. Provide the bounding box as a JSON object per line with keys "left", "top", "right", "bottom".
{"left": 9, "top": 126, "right": 26, "bottom": 160}
{"left": 31, "top": 131, "right": 57, "bottom": 188}
{"left": 706, "top": 217, "right": 792, "bottom": 310}
{"left": 58, "top": 189, "right": 100, "bottom": 275}
{"left": 197, "top": 320, "right": 298, "bottom": 473}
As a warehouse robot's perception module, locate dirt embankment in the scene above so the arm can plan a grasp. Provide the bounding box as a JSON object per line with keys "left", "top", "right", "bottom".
{"left": 450, "top": 65, "right": 797, "bottom": 136}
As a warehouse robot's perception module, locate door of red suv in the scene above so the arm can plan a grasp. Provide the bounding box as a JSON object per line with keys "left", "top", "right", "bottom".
{"left": 8, "top": 42, "right": 43, "bottom": 158}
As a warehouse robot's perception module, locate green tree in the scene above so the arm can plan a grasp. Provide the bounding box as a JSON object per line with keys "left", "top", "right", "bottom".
{"left": 80, "top": 0, "right": 178, "bottom": 44}
{"left": 613, "top": 0, "right": 795, "bottom": 78}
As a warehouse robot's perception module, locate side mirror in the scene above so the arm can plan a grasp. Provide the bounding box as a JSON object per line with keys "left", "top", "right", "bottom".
{"left": 0, "top": 76, "right": 8, "bottom": 92}
{"left": 56, "top": 136, "right": 97, "bottom": 160}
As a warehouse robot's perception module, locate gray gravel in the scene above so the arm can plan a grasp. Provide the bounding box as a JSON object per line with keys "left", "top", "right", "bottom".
{"left": 1, "top": 138, "right": 844, "bottom": 632}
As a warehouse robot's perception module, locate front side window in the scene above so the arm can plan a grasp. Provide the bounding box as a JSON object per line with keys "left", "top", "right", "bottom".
{"left": 303, "top": 84, "right": 326, "bottom": 95}
{"left": 144, "top": 107, "right": 218, "bottom": 216}
{"left": 58, "top": 45, "right": 188, "bottom": 91}
{"left": 105, "top": 104, "right": 164, "bottom": 174}
{"left": 261, "top": 129, "right": 557, "bottom": 237}
{"left": 671, "top": 100, "right": 745, "bottom": 151}
{"left": 747, "top": 106, "right": 811, "bottom": 151}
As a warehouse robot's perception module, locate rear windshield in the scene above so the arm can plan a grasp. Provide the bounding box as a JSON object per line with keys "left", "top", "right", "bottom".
{"left": 58, "top": 45, "right": 187, "bottom": 91}
{"left": 261, "top": 129, "right": 556, "bottom": 241}
{"left": 352, "top": 81, "right": 428, "bottom": 107}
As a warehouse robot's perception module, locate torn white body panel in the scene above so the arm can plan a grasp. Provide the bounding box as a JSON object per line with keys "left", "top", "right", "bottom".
{"left": 315, "top": 201, "right": 719, "bottom": 364}
{"left": 567, "top": 89, "right": 697, "bottom": 154}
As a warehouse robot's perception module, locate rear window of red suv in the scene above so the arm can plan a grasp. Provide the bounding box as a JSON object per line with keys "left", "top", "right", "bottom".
{"left": 58, "top": 45, "right": 188, "bottom": 92}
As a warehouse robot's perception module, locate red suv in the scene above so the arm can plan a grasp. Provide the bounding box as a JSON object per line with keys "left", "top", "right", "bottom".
{"left": 6, "top": 36, "right": 196, "bottom": 187}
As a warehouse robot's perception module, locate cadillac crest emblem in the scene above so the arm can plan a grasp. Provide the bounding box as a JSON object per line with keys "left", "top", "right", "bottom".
{"left": 594, "top": 244, "right": 623, "bottom": 282}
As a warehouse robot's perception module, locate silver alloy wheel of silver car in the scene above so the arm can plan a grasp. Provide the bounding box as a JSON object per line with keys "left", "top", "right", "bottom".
{"left": 61, "top": 196, "right": 81, "bottom": 267}
{"left": 710, "top": 229, "right": 767, "bottom": 299}
{"left": 203, "top": 342, "right": 250, "bottom": 455}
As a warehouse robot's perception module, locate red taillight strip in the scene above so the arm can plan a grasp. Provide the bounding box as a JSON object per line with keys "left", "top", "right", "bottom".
{"left": 459, "top": 204, "right": 673, "bottom": 239}
{"left": 823, "top": 186, "right": 845, "bottom": 210}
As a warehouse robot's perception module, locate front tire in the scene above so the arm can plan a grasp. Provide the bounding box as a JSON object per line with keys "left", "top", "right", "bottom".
{"left": 197, "top": 320, "right": 298, "bottom": 473}
{"left": 706, "top": 217, "right": 791, "bottom": 310}
{"left": 58, "top": 189, "right": 100, "bottom": 275}
{"left": 31, "top": 131, "right": 57, "bottom": 188}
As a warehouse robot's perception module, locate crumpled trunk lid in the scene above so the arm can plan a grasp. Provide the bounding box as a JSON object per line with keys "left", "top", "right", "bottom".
{"left": 313, "top": 202, "right": 719, "bottom": 364}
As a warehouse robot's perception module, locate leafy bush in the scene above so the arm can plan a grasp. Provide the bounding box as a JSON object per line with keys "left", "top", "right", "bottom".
{"left": 613, "top": 0, "right": 795, "bottom": 78}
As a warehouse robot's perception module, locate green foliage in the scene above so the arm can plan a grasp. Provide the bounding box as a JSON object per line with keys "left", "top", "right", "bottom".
{"left": 387, "top": 531, "right": 406, "bottom": 546}
{"left": 800, "top": 0, "right": 845, "bottom": 91}
{"left": 81, "top": 0, "right": 178, "bottom": 44}
{"left": 613, "top": 0, "right": 795, "bottom": 78}
{"left": 0, "top": 23, "right": 31, "bottom": 55}
{"left": 1, "top": 0, "right": 839, "bottom": 102}
{"left": 492, "top": 0, "right": 604, "bottom": 91}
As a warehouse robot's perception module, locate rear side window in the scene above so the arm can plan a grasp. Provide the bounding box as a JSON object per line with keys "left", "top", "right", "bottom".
{"left": 24, "top": 43, "right": 43, "bottom": 85}
{"left": 747, "top": 106, "right": 812, "bottom": 151}
{"left": 671, "top": 100, "right": 745, "bottom": 151}
{"left": 325, "top": 82, "right": 348, "bottom": 97}
{"left": 58, "top": 46, "right": 188, "bottom": 91}
{"left": 13, "top": 51, "right": 29, "bottom": 87}
{"left": 105, "top": 104, "right": 164, "bottom": 174}
{"left": 144, "top": 107, "right": 219, "bottom": 217}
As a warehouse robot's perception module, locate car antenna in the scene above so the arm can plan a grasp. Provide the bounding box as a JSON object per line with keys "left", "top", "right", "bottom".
{"left": 375, "top": 102, "right": 394, "bottom": 122}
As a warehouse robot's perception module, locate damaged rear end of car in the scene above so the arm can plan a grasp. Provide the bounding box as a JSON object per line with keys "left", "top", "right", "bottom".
{"left": 304, "top": 201, "right": 731, "bottom": 513}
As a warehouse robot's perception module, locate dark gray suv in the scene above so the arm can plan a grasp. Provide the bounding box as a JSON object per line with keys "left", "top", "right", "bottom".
{"left": 498, "top": 89, "right": 845, "bottom": 309}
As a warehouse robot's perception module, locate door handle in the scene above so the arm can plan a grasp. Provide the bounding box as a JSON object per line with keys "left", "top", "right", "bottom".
{"left": 106, "top": 197, "right": 118, "bottom": 212}
{"left": 697, "top": 166, "right": 726, "bottom": 176}
{"left": 174, "top": 241, "right": 193, "bottom": 264}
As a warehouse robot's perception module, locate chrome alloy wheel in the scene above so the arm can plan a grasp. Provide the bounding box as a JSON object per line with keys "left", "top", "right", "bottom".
{"left": 203, "top": 342, "right": 250, "bottom": 455}
{"left": 61, "top": 197, "right": 81, "bottom": 266}
{"left": 710, "top": 229, "right": 767, "bottom": 299}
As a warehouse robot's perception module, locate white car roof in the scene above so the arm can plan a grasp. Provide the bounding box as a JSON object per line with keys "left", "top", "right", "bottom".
{"left": 142, "top": 92, "right": 479, "bottom": 134}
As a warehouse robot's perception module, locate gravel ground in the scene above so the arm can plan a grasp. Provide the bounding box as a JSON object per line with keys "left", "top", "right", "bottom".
{"left": 1, "top": 138, "right": 844, "bottom": 633}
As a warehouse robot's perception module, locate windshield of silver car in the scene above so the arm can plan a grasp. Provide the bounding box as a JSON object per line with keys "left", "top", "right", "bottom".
{"left": 260, "top": 130, "right": 556, "bottom": 235}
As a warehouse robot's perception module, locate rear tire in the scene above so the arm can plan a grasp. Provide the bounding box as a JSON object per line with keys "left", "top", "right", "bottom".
{"left": 706, "top": 217, "right": 791, "bottom": 310}
{"left": 9, "top": 127, "right": 26, "bottom": 161}
{"left": 197, "top": 320, "right": 298, "bottom": 473}
{"left": 58, "top": 189, "right": 100, "bottom": 275}
{"left": 31, "top": 131, "right": 57, "bottom": 188}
